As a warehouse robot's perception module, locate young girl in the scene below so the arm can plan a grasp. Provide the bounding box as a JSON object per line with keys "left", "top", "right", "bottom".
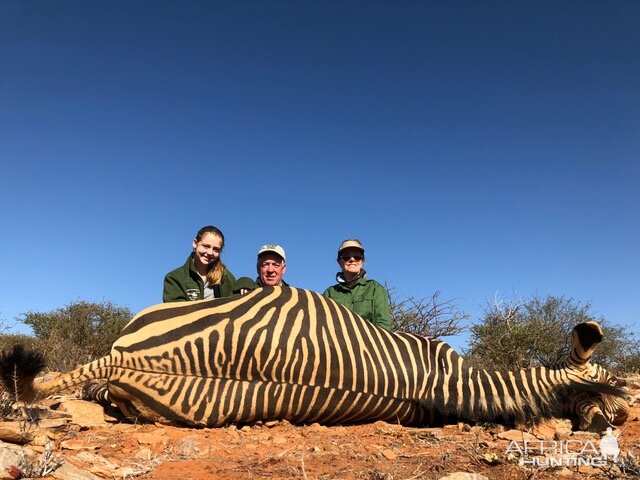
{"left": 163, "top": 225, "right": 236, "bottom": 302}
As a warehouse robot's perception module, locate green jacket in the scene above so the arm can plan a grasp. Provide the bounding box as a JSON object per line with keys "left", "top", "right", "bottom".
{"left": 163, "top": 253, "right": 236, "bottom": 302}
{"left": 323, "top": 271, "right": 393, "bottom": 332}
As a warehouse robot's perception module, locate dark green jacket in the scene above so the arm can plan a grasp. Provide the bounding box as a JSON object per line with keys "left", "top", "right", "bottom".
{"left": 163, "top": 253, "right": 236, "bottom": 302}
{"left": 323, "top": 272, "right": 393, "bottom": 332}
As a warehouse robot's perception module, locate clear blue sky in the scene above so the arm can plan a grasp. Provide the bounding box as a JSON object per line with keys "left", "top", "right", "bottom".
{"left": 1, "top": 1, "right": 638, "bottom": 350}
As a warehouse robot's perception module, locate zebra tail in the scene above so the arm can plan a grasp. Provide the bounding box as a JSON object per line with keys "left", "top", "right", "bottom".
{"left": 0, "top": 344, "right": 112, "bottom": 402}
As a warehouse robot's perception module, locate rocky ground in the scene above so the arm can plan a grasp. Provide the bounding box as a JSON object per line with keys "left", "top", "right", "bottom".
{"left": 1, "top": 378, "right": 639, "bottom": 480}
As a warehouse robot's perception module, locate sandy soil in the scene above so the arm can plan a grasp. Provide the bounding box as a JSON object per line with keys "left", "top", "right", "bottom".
{"left": 20, "top": 389, "right": 637, "bottom": 480}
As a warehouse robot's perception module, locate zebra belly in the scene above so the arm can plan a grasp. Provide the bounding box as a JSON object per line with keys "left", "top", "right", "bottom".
{"left": 107, "top": 370, "right": 426, "bottom": 427}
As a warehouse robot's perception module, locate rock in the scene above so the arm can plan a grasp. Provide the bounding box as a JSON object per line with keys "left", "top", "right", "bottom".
{"left": 554, "top": 467, "right": 574, "bottom": 476}
{"left": 409, "top": 427, "right": 444, "bottom": 440}
{"left": 57, "top": 400, "right": 107, "bottom": 428}
{"left": 71, "top": 452, "right": 123, "bottom": 478}
{"left": 479, "top": 452, "right": 501, "bottom": 465}
{"left": 533, "top": 418, "right": 572, "bottom": 440}
{"left": 270, "top": 435, "right": 288, "bottom": 445}
{"left": 175, "top": 436, "right": 200, "bottom": 458}
{"left": 51, "top": 462, "right": 102, "bottom": 480}
{"left": 440, "top": 473, "right": 489, "bottom": 480}
{"left": 33, "top": 418, "right": 70, "bottom": 430}
{"left": 496, "top": 429, "right": 537, "bottom": 441}
{"left": 380, "top": 449, "right": 396, "bottom": 460}
{"left": 0, "top": 427, "right": 33, "bottom": 445}
{"left": 4, "top": 465, "right": 21, "bottom": 480}
{"left": 32, "top": 432, "right": 55, "bottom": 447}
{"left": 134, "top": 431, "right": 167, "bottom": 446}
{"left": 134, "top": 447, "right": 152, "bottom": 460}
{"left": 60, "top": 439, "right": 99, "bottom": 451}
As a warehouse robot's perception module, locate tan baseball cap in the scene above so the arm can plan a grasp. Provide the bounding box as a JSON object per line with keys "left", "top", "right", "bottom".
{"left": 338, "top": 239, "right": 364, "bottom": 255}
{"left": 257, "top": 244, "right": 286, "bottom": 261}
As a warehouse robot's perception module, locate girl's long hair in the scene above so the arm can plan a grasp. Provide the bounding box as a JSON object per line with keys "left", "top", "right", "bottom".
{"left": 194, "top": 225, "right": 226, "bottom": 285}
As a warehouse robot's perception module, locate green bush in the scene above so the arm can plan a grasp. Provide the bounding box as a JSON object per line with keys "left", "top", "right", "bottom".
{"left": 18, "top": 301, "right": 132, "bottom": 372}
{"left": 465, "top": 295, "right": 639, "bottom": 375}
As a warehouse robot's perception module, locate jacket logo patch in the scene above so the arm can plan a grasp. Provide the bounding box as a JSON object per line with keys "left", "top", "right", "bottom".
{"left": 186, "top": 289, "right": 200, "bottom": 300}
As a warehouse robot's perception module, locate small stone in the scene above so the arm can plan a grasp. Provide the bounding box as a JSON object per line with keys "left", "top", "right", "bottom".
{"left": 410, "top": 427, "right": 444, "bottom": 440}
{"left": 5, "top": 465, "right": 21, "bottom": 480}
{"left": 33, "top": 418, "right": 70, "bottom": 430}
{"left": 479, "top": 452, "right": 501, "bottom": 465}
{"left": 440, "top": 473, "right": 489, "bottom": 480}
{"left": 60, "top": 439, "right": 99, "bottom": 451}
{"left": 270, "top": 435, "right": 288, "bottom": 445}
{"left": 51, "top": 462, "right": 102, "bottom": 480}
{"left": 554, "top": 467, "right": 574, "bottom": 477}
{"left": 134, "top": 447, "right": 152, "bottom": 460}
{"left": 58, "top": 400, "right": 107, "bottom": 428}
{"left": 381, "top": 449, "right": 396, "bottom": 460}
{"left": 496, "top": 429, "right": 536, "bottom": 441}
{"left": 176, "top": 436, "right": 200, "bottom": 458}
{"left": 134, "top": 431, "right": 166, "bottom": 446}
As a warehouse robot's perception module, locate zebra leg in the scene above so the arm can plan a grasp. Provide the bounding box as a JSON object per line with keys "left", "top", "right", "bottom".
{"left": 81, "top": 382, "right": 112, "bottom": 406}
{"left": 81, "top": 381, "right": 160, "bottom": 425}
{"left": 569, "top": 376, "right": 630, "bottom": 432}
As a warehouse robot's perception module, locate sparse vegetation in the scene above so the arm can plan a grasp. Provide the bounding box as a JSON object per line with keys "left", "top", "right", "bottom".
{"left": 464, "top": 295, "right": 640, "bottom": 375}
{"left": 16, "top": 301, "right": 132, "bottom": 372}
{"left": 388, "top": 287, "right": 468, "bottom": 339}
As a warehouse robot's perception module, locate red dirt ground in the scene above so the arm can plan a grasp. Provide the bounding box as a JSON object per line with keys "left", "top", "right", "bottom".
{"left": 17, "top": 385, "right": 637, "bottom": 480}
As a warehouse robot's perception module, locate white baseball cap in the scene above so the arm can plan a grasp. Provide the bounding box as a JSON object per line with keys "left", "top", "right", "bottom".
{"left": 257, "top": 244, "right": 286, "bottom": 262}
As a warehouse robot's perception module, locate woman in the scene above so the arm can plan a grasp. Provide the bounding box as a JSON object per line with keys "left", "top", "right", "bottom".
{"left": 163, "top": 225, "right": 236, "bottom": 302}
{"left": 323, "top": 239, "right": 393, "bottom": 332}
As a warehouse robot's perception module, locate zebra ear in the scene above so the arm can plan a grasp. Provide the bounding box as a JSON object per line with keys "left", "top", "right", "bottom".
{"left": 571, "top": 322, "right": 604, "bottom": 362}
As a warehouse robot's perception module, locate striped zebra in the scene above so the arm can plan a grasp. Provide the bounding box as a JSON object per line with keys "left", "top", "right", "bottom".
{"left": 0, "top": 287, "right": 628, "bottom": 430}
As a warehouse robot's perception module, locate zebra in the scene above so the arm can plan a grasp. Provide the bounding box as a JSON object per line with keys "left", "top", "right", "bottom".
{"left": 0, "top": 287, "right": 628, "bottom": 430}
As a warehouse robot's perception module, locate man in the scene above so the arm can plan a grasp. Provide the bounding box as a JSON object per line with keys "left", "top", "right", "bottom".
{"left": 233, "top": 244, "right": 289, "bottom": 294}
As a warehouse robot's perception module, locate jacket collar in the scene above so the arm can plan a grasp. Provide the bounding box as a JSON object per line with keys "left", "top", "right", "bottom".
{"left": 336, "top": 269, "right": 367, "bottom": 289}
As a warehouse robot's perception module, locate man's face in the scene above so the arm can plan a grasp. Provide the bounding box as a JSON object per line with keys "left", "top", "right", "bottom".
{"left": 258, "top": 253, "right": 286, "bottom": 286}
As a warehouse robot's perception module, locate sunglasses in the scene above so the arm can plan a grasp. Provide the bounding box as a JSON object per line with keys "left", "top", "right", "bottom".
{"left": 340, "top": 254, "right": 363, "bottom": 262}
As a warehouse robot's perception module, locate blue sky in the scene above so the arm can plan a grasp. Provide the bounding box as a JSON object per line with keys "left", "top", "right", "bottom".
{"left": 1, "top": 1, "right": 638, "bottom": 350}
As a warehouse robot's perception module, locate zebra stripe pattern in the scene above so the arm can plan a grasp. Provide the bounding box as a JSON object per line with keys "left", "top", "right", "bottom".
{"left": 0, "top": 287, "right": 628, "bottom": 429}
